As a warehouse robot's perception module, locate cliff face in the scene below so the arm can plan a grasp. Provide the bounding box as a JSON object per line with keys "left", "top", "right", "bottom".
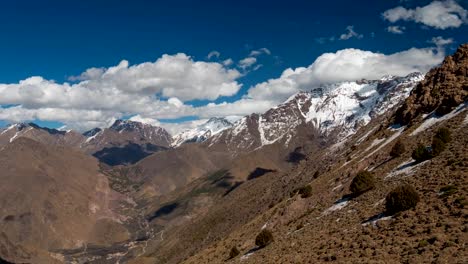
{"left": 396, "top": 44, "right": 468, "bottom": 125}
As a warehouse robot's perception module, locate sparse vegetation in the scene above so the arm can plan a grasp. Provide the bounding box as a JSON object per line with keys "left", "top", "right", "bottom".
{"left": 349, "top": 171, "right": 375, "bottom": 196}
{"left": 313, "top": 170, "right": 320, "bottom": 179}
{"left": 440, "top": 185, "right": 458, "bottom": 198}
{"left": 255, "top": 229, "right": 273, "bottom": 248}
{"left": 385, "top": 184, "right": 420, "bottom": 215}
{"left": 390, "top": 140, "right": 405, "bottom": 158}
{"left": 418, "top": 240, "right": 429, "bottom": 248}
{"left": 431, "top": 137, "right": 446, "bottom": 157}
{"left": 434, "top": 127, "right": 451, "bottom": 143}
{"left": 229, "top": 246, "right": 240, "bottom": 259}
{"left": 298, "top": 185, "right": 313, "bottom": 198}
{"left": 412, "top": 144, "right": 431, "bottom": 163}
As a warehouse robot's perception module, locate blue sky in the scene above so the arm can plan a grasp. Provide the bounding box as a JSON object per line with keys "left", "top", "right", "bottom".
{"left": 0, "top": 0, "right": 467, "bottom": 132}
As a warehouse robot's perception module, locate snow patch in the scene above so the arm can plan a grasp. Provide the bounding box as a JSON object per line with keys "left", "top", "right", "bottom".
{"left": 322, "top": 198, "right": 350, "bottom": 215}
{"left": 85, "top": 131, "right": 102, "bottom": 143}
{"left": 363, "top": 137, "right": 386, "bottom": 153}
{"left": 410, "top": 103, "right": 467, "bottom": 136}
{"left": 332, "top": 184, "right": 343, "bottom": 192}
{"left": 240, "top": 252, "right": 254, "bottom": 261}
{"left": 385, "top": 159, "right": 428, "bottom": 180}
{"left": 356, "top": 127, "right": 376, "bottom": 144}
{"left": 361, "top": 126, "right": 405, "bottom": 161}
{"left": 362, "top": 214, "right": 392, "bottom": 227}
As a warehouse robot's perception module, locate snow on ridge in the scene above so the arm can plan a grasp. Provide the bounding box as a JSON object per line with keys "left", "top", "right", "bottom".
{"left": 305, "top": 73, "right": 423, "bottom": 139}
{"left": 410, "top": 103, "right": 467, "bottom": 136}
{"left": 172, "top": 117, "right": 233, "bottom": 147}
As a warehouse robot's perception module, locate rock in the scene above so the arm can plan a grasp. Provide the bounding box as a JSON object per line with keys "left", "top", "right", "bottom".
{"left": 395, "top": 44, "right": 468, "bottom": 125}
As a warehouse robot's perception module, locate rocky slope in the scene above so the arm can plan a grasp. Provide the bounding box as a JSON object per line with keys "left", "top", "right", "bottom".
{"left": 0, "top": 138, "right": 136, "bottom": 264}
{"left": 1, "top": 44, "right": 466, "bottom": 264}
{"left": 396, "top": 43, "right": 468, "bottom": 125}
{"left": 127, "top": 45, "right": 467, "bottom": 263}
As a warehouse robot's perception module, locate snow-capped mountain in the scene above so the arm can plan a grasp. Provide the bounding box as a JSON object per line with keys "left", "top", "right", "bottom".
{"left": 81, "top": 119, "right": 172, "bottom": 165}
{"left": 207, "top": 73, "right": 424, "bottom": 153}
{"left": 82, "top": 119, "right": 172, "bottom": 147}
{"left": 172, "top": 117, "right": 233, "bottom": 147}
{"left": 0, "top": 122, "right": 85, "bottom": 148}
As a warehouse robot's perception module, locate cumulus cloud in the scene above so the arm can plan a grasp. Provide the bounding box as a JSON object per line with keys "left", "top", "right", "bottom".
{"left": 129, "top": 114, "right": 161, "bottom": 127}
{"left": 0, "top": 54, "right": 243, "bottom": 131}
{"left": 207, "top": 50, "right": 220, "bottom": 59}
{"left": 222, "top": 58, "right": 234, "bottom": 66}
{"left": 238, "top": 57, "right": 257, "bottom": 70}
{"left": 247, "top": 46, "right": 446, "bottom": 103}
{"left": 383, "top": 0, "right": 467, "bottom": 29}
{"left": 429, "top": 36, "right": 454, "bottom": 46}
{"left": 249, "top": 48, "right": 271, "bottom": 56}
{"left": 339, "top": 26, "right": 364, "bottom": 40}
{"left": 0, "top": 45, "right": 447, "bottom": 133}
{"left": 386, "top": 25, "right": 406, "bottom": 34}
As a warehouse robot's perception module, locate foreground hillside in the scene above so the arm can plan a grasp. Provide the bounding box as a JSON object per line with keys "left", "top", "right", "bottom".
{"left": 132, "top": 44, "right": 468, "bottom": 263}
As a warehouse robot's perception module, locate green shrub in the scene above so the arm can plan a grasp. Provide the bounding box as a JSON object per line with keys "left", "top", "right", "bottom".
{"left": 313, "top": 171, "right": 320, "bottom": 179}
{"left": 418, "top": 240, "right": 429, "bottom": 248}
{"left": 255, "top": 229, "right": 273, "bottom": 248}
{"left": 298, "top": 185, "right": 313, "bottom": 198}
{"left": 349, "top": 171, "right": 375, "bottom": 195}
{"left": 431, "top": 137, "right": 446, "bottom": 157}
{"left": 440, "top": 185, "right": 458, "bottom": 198}
{"left": 229, "top": 246, "right": 240, "bottom": 259}
{"left": 385, "top": 184, "right": 420, "bottom": 215}
{"left": 412, "top": 144, "right": 431, "bottom": 163}
{"left": 434, "top": 127, "right": 451, "bottom": 143}
{"left": 390, "top": 140, "right": 406, "bottom": 158}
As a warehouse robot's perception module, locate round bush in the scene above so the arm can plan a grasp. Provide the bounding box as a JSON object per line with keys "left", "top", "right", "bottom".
{"left": 412, "top": 144, "right": 431, "bottom": 163}
{"left": 298, "top": 185, "right": 313, "bottom": 198}
{"left": 390, "top": 140, "right": 405, "bottom": 158}
{"left": 255, "top": 229, "right": 273, "bottom": 248}
{"left": 385, "top": 184, "right": 420, "bottom": 215}
{"left": 349, "top": 171, "right": 375, "bottom": 195}
{"left": 435, "top": 127, "right": 451, "bottom": 143}
{"left": 229, "top": 246, "right": 240, "bottom": 259}
{"left": 431, "top": 137, "right": 446, "bottom": 157}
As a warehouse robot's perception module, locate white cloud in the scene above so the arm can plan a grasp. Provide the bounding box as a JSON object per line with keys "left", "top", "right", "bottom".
{"left": 222, "top": 58, "right": 234, "bottom": 66}
{"left": 207, "top": 50, "right": 220, "bottom": 59}
{"left": 0, "top": 54, "right": 243, "bottom": 131}
{"left": 0, "top": 45, "right": 447, "bottom": 132}
{"left": 383, "top": 0, "right": 467, "bottom": 29}
{"left": 247, "top": 46, "right": 446, "bottom": 103}
{"left": 339, "top": 26, "right": 363, "bottom": 40}
{"left": 238, "top": 57, "right": 257, "bottom": 69}
{"left": 249, "top": 48, "right": 271, "bottom": 56}
{"left": 129, "top": 114, "right": 161, "bottom": 127}
{"left": 429, "top": 36, "right": 454, "bottom": 46}
{"left": 386, "top": 25, "right": 406, "bottom": 34}
{"left": 167, "top": 97, "right": 184, "bottom": 108}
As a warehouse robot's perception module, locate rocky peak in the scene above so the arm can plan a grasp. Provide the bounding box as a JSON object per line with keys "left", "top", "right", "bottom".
{"left": 110, "top": 119, "right": 151, "bottom": 132}
{"left": 395, "top": 44, "right": 468, "bottom": 125}
{"left": 171, "top": 117, "right": 233, "bottom": 147}
{"left": 83, "top": 127, "right": 102, "bottom": 137}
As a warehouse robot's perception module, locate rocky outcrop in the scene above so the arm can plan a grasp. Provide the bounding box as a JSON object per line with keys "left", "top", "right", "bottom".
{"left": 395, "top": 44, "right": 468, "bottom": 125}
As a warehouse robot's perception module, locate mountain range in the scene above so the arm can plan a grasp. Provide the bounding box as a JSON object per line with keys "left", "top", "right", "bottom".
{"left": 0, "top": 44, "right": 467, "bottom": 264}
